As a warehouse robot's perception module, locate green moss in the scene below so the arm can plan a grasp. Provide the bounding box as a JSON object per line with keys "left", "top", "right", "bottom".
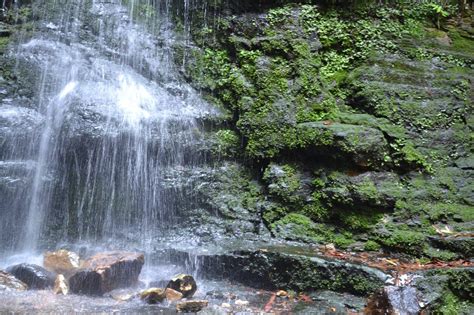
{"left": 423, "top": 247, "right": 457, "bottom": 261}
{"left": 448, "top": 29, "right": 474, "bottom": 53}
{"left": 333, "top": 232, "right": 354, "bottom": 249}
{"left": 340, "top": 211, "right": 383, "bottom": 232}
{"left": 271, "top": 213, "right": 331, "bottom": 243}
{"left": 348, "top": 274, "right": 380, "bottom": 296}
{"left": 212, "top": 129, "right": 241, "bottom": 157}
{"left": 379, "top": 229, "right": 426, "bottom": 256}
{"left": 262, "top": 203, "right": 289, "bottom": 224}
{"left": 435, "top": 292, "right": 472, "bottom": 315}
{"left": 364, "top": 240, "right": 381, "bottom": 251}
{"left": 0, "top": 37, "right": 10, "bottom": 51}
{"left": 263, "top": 164, "right": 303, "bottom": 205}
{"left": 301, "top": 199, "right": 329, "bottom": 222}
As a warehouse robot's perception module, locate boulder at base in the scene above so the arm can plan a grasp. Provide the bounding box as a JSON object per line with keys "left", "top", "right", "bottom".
{"left": 44, "top": 249, "right": 81, "bottom": 276}
{"left": 176, "top": 300, "right": 209, "bottom": 313}
{"left": 0, "top": 270, "right": 28, "bottom": 291}
{"left": 140, "top": 288, "right": 166, "bottom": 304}
{"left": 6, "top": 264, "right": 56, "bottom": 289}
{"left": 69, "top": 251, "right": 144, "bottom": 295}
{"left": 167, "top": 274, "right": 197, "bottom": 298}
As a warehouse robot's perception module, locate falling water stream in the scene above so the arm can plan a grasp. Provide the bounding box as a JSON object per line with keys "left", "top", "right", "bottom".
{"left": 1, "top": 0, "right": 217, "bottom": 254}
{"left": 0, "top": 0, "right": 226, "bottom": 305}
{"left": 0, "top": 1, "right": 303, "bottom": 313}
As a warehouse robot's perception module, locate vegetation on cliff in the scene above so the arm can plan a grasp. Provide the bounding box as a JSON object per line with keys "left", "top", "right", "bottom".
{"left": 173, "top": 0, "right": 473, "bottom": 276}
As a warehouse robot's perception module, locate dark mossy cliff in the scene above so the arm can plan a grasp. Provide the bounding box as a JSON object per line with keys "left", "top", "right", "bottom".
{"left": 171, "top": 0, "right": 473, "bottom": 270}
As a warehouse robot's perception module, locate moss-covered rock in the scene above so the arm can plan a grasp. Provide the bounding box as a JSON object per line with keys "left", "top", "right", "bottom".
{"left": 196, "top": 248, "right": 389, "bottom": 296}
{"left": 174, "top": 1, "right": 474, "bottom": 263}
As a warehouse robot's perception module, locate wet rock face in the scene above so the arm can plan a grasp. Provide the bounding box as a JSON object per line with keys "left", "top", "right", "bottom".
{"left": 5, "top": 263, "right": 56, "bottom": 289}
{"left": 366, "top": 286, "right": 421, "bottom": 315}
{"left": 0, "top": 270, "right": 27, "bottom": 291}
{"left": 69, "top": 251, "right": 144, "bottom": 296}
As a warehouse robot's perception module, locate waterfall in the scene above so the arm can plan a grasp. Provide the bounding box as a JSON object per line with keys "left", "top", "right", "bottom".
{"left": 0, "top": 0, "right": 216, "bottom": 255}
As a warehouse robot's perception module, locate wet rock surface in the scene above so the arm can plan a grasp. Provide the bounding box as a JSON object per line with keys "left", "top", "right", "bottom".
{"left": 6, "top": 263, "right": 56, "bottom": 289}
{"left": 69, "top": 251, "right": 144, "bottom": 295}
{"left": 176, "top": 300, "right": 209, "bottom": 313}
{"left": 184, "top": 248, "right": 389, "bottom": 296}
{"left": 366, "top": 286, "right": 421, "bottom": 315}
{"left": 44, "top": 250, "right": 81, "bottom": 276}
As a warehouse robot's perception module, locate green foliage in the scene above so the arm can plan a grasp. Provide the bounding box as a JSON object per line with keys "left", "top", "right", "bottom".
{"left": 340, "top": 211, "right": 383, "bottom": 232}
{"left": 263, "top": 164, "right": 302, "bottom": 204}
{"left": 270, "top": 213, "right": 330, "bottom": 243}
{"left": 424, "top": 2, "right": 451, "bottom": 29}
{"left": 379, "top": 229, "right": 426, "bottom": 256}
{"left": 423, "top": 247, "right": 457, "bottom": 261}
{"left": 302, "top": 198, "right": 329, "bottom": 221}
{"left": 436, "top": 292, "right": 472, "bottom": 315}
{"left": 0, "top": 37, "right": 10, "bottom": 53}
{"left": 213, "top": 129, "right": 240, "bottom": 157}
{"left": 364, "top": 240, "right": 381, "bottom": 251}
{"left": 333, "top": 232, "right": 354, "bottom": 249}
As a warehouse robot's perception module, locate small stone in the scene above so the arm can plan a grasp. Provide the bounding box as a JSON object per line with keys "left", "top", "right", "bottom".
{"left": 176, "top": 300, "right": 208, "bottom": 313}
{"left": 165, "top": 287, "right": 183, "bottom": 301}
{"left": 235, "top": 299, "right": 249, "bottom": 306}
{"left": 112, "top": 293, "right": 135, "bottom": 302}
{"left": 0, "top": 270, "right": 28, "bottom": 291}
{"left": 221, "top": 303, "right": 231, "bottom": 308}
{"left": 44, "top": 250, "right": 81, "bottom": 276}
{"left": 167, "top": 274, "right": 197, "bottom": 298}
{"left": 276, "top": 290, "right": 288, "bottom": 297}
{"left": 324, "top": 243, "right": 336, "bottom": 252}
{"left": 140, "top": 288, "right": 166, "bottom": 304}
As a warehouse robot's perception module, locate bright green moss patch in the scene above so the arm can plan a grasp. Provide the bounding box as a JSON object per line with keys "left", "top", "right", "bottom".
{"left": 263, "top": 164, "right": 303, "bottom": 205}
{"left": 340, "top": 211, "right": 383, "bottom": 232}
{"left": 271, "top": 213, "right": 330, "bottom": 243}
{"left": 0, "top": 37, "right": 10, "bottom": 52}
{"left": 364, "top": 240, "right": 381, "bottom": 251}
{"left": 378, "top": 229, "right": 427, "bottom": 256}
{"left": 212, "top": 129, "right": 241, "bottom": 158}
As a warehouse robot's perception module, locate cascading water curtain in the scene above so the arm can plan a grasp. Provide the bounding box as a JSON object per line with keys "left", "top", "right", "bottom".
{"left": 0, "top": 0, "right": 214, "bottom": 255}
